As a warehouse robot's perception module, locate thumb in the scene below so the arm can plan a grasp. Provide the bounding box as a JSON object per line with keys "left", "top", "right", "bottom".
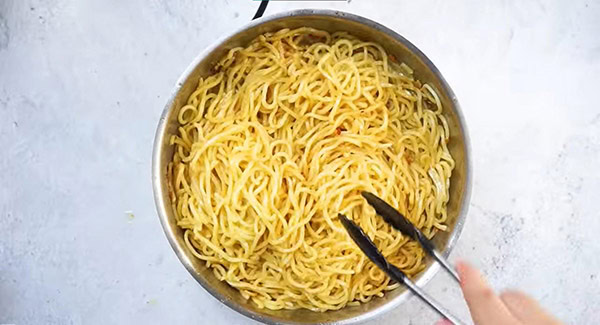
{"left": 456, "top": 261, "right": 521, "bottom": 325}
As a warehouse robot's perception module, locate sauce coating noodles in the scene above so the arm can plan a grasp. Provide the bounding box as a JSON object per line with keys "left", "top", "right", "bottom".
{"left": 169, "top": 27, "right": 454, "bottom": 311}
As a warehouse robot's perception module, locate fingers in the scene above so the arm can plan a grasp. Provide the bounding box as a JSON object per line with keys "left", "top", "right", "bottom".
{"left": 454, "top": 261, "right": 562, "bottom": 325}
{"left": 456, "top": 261, "right": 521, "bottom": 325}
{"left": 500, "top": 290, "right": 563, "bottom": 325}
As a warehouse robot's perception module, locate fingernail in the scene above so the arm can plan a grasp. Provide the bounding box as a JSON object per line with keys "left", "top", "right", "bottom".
{"left": 434, "top": 319, "right": 452, "bottom": 325}
{"left": 455, "top": 260, "right": 467, "bottom": 281}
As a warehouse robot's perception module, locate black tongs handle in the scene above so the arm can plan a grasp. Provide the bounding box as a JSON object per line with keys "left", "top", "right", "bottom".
{"left": 361, "top": 191, "right": 460, "bottom": 282}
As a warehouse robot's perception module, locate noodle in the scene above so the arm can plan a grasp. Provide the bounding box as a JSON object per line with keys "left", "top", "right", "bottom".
{"left": 169, "top": 27, "right": 454, "bottom": 311}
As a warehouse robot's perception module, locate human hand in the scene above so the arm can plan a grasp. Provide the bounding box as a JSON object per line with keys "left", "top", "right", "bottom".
{"left": 436, "top": 261, "right": 562, "bottom": 325}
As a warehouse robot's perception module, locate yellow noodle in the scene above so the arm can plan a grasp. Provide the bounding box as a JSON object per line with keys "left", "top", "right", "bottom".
{"left": 169, "top": 28, "right": 454, "bottom": 311}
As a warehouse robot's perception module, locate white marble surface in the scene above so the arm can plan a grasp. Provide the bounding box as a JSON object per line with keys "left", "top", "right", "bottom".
{"left": 1, "top": 1, "right": 599, "bottom": 324}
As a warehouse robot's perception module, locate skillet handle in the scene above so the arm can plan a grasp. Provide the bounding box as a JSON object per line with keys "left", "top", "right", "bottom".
{"left": 253, "top": 1, "right": 269, "bottom": 20}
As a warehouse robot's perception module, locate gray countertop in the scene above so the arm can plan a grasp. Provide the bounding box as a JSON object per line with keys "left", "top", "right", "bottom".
{"left": 1, "top": 1, "right": 599, "bottom": 324}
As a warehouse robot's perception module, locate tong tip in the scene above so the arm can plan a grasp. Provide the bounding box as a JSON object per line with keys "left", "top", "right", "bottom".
{"left": 360, "top": 190, "right": 374, "bottom": 199}
{"left": 361, "top": 191, "right": 381, "bottom": 206}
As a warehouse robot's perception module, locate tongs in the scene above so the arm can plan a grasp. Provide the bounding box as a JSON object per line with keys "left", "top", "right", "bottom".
{"left": 338, "top": 191, "right": 466, "bottom": 325}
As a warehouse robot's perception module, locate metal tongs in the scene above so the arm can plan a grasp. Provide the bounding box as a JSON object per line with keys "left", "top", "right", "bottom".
{"left": 338, "top": 191, "right": 466, "bottom": 325}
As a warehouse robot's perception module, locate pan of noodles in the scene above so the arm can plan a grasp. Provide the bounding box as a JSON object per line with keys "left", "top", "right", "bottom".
{"left": 152, "top": 9, "right": 471, "bottom": 325}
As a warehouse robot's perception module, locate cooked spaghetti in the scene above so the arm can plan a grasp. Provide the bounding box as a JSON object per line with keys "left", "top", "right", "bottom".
{"left": 169, "top": 27, "right": 454, "bottom": 311}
